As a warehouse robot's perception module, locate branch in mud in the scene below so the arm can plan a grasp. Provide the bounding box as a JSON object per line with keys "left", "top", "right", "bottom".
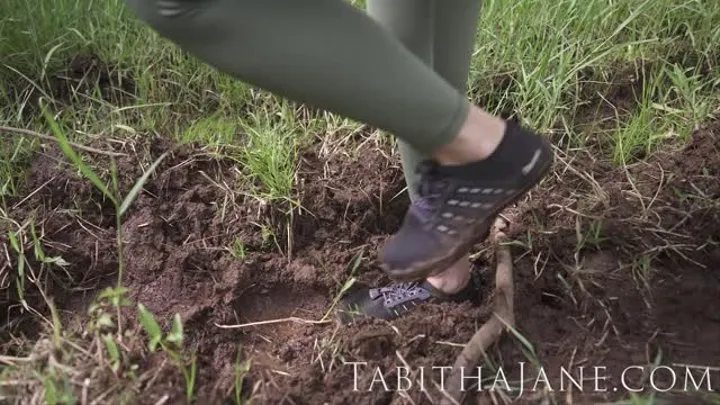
{"left": 441, "top": 219, "right": 515, "bottom": 405}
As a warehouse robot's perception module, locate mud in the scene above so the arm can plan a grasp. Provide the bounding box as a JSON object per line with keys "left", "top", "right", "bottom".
{"left": 2, "top": 107, "right": 719, "bottom": 403}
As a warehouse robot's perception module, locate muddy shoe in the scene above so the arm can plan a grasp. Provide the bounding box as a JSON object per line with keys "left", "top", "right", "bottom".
{"left": 379, "top": 120, "right": 552, "bottom": 281}
{"left": 335, "top": 276, "right": 480, "bottom": 325}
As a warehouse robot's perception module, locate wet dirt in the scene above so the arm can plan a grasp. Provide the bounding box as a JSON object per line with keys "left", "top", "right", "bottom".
{"left": 2, "top": 112, "right": 719, "bottom": 403}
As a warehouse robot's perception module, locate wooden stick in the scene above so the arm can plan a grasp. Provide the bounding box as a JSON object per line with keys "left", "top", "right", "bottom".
{"left": 441, "top": 219, "right": 516, "bottom": 405}
{"left": 214, "top": 316, "right": 331, "bottom": 329}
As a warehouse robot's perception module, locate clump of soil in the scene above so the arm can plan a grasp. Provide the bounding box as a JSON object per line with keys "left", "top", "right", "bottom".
{"left": 499, "top": 121, "right": 720, "bottom": 403}
{"left": 513, "top": 120, "right": 719, "bottom": 267}
{"left": 2, "top": 83, "right": 719, "bottom": 403}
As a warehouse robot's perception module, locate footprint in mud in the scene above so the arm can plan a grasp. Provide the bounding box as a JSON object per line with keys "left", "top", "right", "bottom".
{"left": 228, "top": 282, "right": 331, "bottom": 348}
{"left": 349, "top": 328, "right": 396, "bottom": 360}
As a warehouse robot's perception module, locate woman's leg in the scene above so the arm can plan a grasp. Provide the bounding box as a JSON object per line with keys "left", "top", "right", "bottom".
{"left": 423, "top": 0, "right": 485, "bottom": 294}
{"left": 335, "top": 0, "right": 485, "bottom": 324}
{"left": 124, "top": 0, "right": 467, "bottom": 154}
{"left": 364, "top": 0, "right": 434, "bottom": 201}
{"left": 367, "top": 0, "right": 483, "bottom": 202}
{"left": 124, "top": 0, "right": 552, "bottom": 302}
{"left": 381, "top": 1, "right": 484, "bottom": 288}
{"left": 368, "top": 0, "right": 485, "bottom": 295}
{"left": 374, "top": 0, "right": 552, "bottom": 283}
{"left": 432, "top": 0, "right": 484, "bottom": 92}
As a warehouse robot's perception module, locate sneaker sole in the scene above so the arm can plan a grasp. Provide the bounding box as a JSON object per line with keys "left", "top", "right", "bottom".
{"left": 381, "top": 143, "right": 553, "bottom": 282}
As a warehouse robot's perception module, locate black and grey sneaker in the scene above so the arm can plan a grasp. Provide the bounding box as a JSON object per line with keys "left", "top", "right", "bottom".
{"left": 335, "top": 276, "right": 480, "bottom": 325}
{"left": 379, "top": 120, "right": 552, "bottom": 281}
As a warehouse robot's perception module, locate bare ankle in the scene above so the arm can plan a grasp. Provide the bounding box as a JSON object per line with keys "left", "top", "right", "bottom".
{"left": 426, "top": 256, "right": 471, "bottom": 294}
{"left": 432, "top": 106, "right": 506, "bottom": 166}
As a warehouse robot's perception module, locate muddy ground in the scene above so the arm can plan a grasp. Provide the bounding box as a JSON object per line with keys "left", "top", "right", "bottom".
{"left": 1, "top": 56, "right": 719, "bottom": 405}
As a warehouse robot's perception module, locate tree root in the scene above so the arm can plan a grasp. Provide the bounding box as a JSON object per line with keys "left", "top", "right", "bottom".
{"left": 440, "top": 219, "right": 516, "bottom": 405}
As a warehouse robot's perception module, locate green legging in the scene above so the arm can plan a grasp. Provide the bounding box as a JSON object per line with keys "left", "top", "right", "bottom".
{"left": 366, "top": 0, "right": 482, "bottom": 199}
{"left": 123, "top": 0, "right": 482, "bottom": 199}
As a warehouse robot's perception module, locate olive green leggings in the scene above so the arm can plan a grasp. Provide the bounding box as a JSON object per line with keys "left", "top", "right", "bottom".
{"left": 123, "top": 0, "right": 482, "bottom": 199}
{"left": 366, "top": 0, "right": 482, "bottom": 199}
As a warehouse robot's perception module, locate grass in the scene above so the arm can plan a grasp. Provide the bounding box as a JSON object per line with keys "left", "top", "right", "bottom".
{"left": 2, "top": 0, "right": 719, "bottom": 164}
{"left": 1, "top": 0, "right": 719, "bottom": 404}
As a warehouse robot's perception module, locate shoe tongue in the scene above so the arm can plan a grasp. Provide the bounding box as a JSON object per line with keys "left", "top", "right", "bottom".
{"left": 410, "top": 198, "right": 434, "bottom": 220}
{"left": 410, "top": 179, "right": 445, "bottom": 221}
{"left": 415, "top": 198, "right": 431, "bottom": 209}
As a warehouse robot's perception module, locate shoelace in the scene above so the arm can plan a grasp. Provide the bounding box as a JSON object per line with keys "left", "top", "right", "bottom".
{"left": 375, "top": 281, "right": 426, "bottom": 307}
{"left": 411, "top": 161, "right": 446, "bottom": 221}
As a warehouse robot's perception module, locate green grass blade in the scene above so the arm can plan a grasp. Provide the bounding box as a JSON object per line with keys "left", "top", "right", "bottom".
{"left": 137, "top": 303, "right": 163, "bottom": 352}
{"left": 40, "top": 101, "right": 117, "bottom": 206}
{"left": 118, "top": 151, "right": 169, "bottom": 217}
{"left": 320, "top": 276, "right": 356, "bottom": 323}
